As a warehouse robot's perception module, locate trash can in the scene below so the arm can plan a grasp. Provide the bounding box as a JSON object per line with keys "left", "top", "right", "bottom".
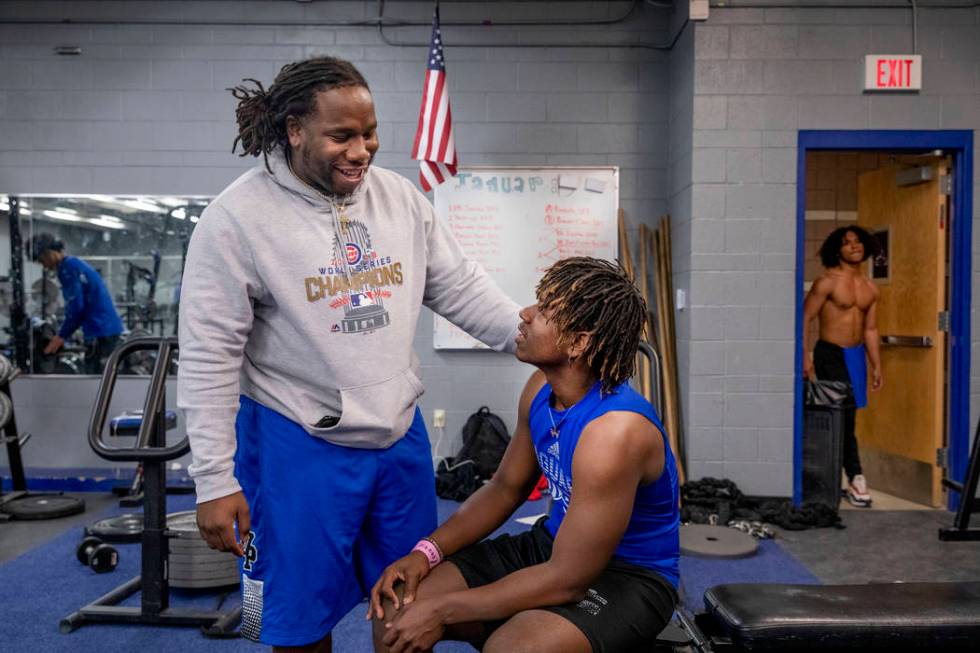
{"left": 802, "top": 404, "right": 844, "bottom": 508}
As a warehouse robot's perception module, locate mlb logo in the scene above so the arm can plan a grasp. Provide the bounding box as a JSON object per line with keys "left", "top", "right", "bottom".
{"left": 351, "top": 292, "right": 375, "bottom": 308}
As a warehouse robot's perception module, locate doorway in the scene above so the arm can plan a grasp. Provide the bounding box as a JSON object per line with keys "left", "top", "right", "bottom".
{"left": 794, "top": 131, "right": 973, "bottom": 510}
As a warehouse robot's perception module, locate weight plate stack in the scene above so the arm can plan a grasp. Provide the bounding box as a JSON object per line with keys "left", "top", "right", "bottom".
{"left": 167, "top": 511, "right": 240, "bottom": 589}
{"left": 86, "top": 513, "right": 144, "bottom": 543}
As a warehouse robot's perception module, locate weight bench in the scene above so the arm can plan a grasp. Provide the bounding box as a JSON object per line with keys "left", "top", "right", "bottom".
{"left": 686, "top": 582, "right": 980, "bottom": 651}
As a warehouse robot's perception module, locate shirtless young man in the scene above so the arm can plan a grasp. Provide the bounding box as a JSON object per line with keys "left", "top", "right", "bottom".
{"left": 802, "top": 226, "right": 882, "bottom": 507}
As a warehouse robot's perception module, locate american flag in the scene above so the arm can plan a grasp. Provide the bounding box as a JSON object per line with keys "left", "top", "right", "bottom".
{"left": 411, "top": 5, "right": 457, "bottom": 192}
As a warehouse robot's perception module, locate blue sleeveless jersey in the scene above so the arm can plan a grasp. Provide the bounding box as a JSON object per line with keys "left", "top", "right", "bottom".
{"left": 529, "top": 381, "right": 680, "bottom": 587}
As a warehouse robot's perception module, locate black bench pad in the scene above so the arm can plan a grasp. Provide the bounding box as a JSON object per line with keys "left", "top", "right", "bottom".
{"left": 704, "top": 582, "right": 980, "bottom": 651}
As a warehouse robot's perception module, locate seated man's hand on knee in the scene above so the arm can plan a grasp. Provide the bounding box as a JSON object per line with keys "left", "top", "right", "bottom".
{"left": 371, "top": 582, "right": 448, "bottom": 653}
{"left": 367, "top": 551, "right": 431, "bottom": 620}
{"left": 379, "top": 596, "right": 448, "bottom": 653}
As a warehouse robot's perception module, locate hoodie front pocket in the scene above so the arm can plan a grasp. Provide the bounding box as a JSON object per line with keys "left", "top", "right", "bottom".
{"left": 309, "top": 368, "right": 424, "bottom": 444}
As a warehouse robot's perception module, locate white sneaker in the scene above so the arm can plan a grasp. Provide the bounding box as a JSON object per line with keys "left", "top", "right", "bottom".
{"left": 847, "top": 474, "right": 872, "bottom": 507}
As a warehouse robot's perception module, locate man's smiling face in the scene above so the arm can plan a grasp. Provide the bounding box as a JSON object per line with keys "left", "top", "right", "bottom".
{"left": 287, "top": 85, "right": 379, "bottom": 196}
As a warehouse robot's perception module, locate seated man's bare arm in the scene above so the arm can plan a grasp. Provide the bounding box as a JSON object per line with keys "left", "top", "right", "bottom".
{"left": 434, "top": 410, "right": 664, "bottom": 624}
{"left": 368, "top": 372, "right": 546, "bottom": 619}
{"left": 431, "top": 370, "right": 546, "bottom": 556}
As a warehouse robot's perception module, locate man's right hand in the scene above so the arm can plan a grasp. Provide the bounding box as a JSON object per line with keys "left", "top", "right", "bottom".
{"left": 43, "top": 335, "right": 65, "bottom": 355}
{"left": 802, "top": 356, "right": 814, "bottom": 380}
{"left": 196, "top": 492, "right": 250, "bottom": 557}
{"left": 367, "top": 551, "right": 431, "bottom": 620}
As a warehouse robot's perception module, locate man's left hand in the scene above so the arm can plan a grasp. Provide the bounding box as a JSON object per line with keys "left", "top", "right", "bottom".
{"left": 871, "top": 368, "right": 883, "bottom": 391}
{"left": 43, "top": 335, "right": 65, "bottom": 355}
{"left": 382, "top": 597, "right": 447, "bottom": 653}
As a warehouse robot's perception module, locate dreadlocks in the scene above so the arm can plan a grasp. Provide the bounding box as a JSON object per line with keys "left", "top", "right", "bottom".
{"left": 228, "top": 56, "right": 369, "bottom": 172}
{"left": 536, "top": 257, "right": 647, "bottom": 393}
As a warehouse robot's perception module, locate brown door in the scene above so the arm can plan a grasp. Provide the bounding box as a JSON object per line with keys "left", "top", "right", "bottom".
{"left": 856, "top": 158, "right": 949, "bottom": 507}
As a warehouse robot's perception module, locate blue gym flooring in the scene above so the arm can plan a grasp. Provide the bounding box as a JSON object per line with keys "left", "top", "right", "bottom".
{"left": 0, "top": 494, "right": 818, "bottom": 651}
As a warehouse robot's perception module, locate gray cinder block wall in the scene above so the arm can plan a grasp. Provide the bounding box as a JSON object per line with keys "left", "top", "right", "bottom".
{"left": 682, "top": 4, "right": 980, "bottom": 495}
{"left": 2, "top": 1, "right": 976, "bottom": 494}
{"left": 667, "top": 0, "right": 695, "bottom": 460}
{"left": 0, "top": 1, "right": 673, "bottom": 469}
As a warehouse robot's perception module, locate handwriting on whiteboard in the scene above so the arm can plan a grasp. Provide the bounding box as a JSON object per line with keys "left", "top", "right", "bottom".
{"left": 432, "top": 167, "right": 619, "bottom": 349}
{"left": 454, "top": 173, "right": 545, "bottom": 193}
{"left": 445, "top": 203, "right": 504, "bottom": 272}
{"left": 538, "top": 204, "right": 611, "bottom": 268}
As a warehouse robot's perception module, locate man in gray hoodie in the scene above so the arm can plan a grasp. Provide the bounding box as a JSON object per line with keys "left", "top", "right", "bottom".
{"left": 178, "top": 56, "right": 519, "bottom": 652}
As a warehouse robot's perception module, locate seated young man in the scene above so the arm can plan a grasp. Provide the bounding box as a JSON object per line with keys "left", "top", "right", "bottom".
{"left": 368, "top": 256, "right": 680, "bottom": 653}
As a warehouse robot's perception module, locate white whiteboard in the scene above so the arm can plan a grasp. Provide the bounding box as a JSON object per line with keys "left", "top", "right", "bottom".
{"left": 433, "top": 167, "right": 619, "bottom": 349}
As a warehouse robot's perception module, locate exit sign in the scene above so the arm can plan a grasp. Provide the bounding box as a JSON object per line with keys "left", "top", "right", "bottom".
{"left": 864, "top": 55, "right": 922, "bottom": 91}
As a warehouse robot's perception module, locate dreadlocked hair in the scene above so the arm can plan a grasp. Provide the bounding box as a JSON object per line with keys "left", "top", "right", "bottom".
{"left": 536, "top": 256, "right": 647, "bottom": 393}
{"left": 228, "top": 56, "right": 370, "bottom": 172}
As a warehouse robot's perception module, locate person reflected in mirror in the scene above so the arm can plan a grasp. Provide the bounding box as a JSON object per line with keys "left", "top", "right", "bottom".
{"left": 369, "top": 257, "right": 679, "bottom": 653}
{"left": 29, "top": 233, "right": 124, "bottom": 374}
{"left": 802, "top": 226, "right": 882, "bottom": 508}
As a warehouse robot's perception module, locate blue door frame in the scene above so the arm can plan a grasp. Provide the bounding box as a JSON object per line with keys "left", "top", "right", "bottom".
{"left": 794, "top": 130, "right": 974, "bottom": 510}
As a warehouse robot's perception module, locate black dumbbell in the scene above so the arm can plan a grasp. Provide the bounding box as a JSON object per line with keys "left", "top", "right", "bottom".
{"left": 76, "top": 535, "right": 118, "bottom": 573}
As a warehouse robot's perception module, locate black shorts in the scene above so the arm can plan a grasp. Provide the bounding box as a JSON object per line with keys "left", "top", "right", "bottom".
{"left": 446, "top": 519, "right": 678, "bottom": 653}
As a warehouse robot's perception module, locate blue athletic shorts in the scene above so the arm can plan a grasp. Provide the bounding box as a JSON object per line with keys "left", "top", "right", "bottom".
{"left": 234, "top": 395, "right": 437, "bottom": 646}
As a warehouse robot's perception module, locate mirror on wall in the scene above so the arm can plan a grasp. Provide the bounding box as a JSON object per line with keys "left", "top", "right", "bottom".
{"left": 0, "top": 194, "right": 210, "bottom": 375}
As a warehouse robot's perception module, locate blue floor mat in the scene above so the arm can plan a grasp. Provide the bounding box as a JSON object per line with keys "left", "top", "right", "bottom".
{"left": 0, "top": 495, "right": 545, "bottom": 652}
{"left": 0, "top": 494, "right": 818, "bottom": 651}
{"left": 679, "top": 538, "right": 820, "bottom": 612}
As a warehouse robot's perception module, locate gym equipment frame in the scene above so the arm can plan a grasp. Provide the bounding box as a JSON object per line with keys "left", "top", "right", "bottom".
{"left": 60, "top": 337, "right": 240, "bottom": 637}
{"left": 939, "top": 413, "right": 980, "bottom": 541}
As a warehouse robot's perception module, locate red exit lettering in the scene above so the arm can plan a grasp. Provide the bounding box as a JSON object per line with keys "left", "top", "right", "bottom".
{"left": 876, "top": 58, "right": 914, "bottom": 88}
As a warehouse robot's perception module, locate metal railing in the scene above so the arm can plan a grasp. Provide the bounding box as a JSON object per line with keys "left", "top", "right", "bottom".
{"left": 636, "top": 340, "right": 664, "bottom": 417}
{"left": 88, "top": 337, "right": 187, "bottom": 462}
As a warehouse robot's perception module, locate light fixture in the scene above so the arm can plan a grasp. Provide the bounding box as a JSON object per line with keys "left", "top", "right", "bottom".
{"left": 43, "top": 209, "right": 83, "bottom": 222}
{"left": 0, "top": 201, "right": 32, "bottom": 216}
{"left": 120, "top": 199, "right": 167, "bottom": 214}
{"left": 89, "top": 217, "right": 126, "bottom": 230}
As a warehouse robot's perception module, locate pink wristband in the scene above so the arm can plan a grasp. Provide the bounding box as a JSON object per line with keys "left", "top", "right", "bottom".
{"left": 412, "top": 538, "right": 442, "bottom": 569}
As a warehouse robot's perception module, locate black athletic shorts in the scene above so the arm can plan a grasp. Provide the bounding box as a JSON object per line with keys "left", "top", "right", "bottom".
{"left": 446, "top": 519, "right": 678, "bottom": 653}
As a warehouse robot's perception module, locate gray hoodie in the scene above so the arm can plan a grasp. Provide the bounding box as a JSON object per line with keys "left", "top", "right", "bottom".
{"left": 178, "top": 150, "right": 520, "bottom": 503}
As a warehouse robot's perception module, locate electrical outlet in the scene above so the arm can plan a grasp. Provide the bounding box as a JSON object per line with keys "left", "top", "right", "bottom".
{"left": 433, "top": 409, "right": 446, "bottom": 428}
